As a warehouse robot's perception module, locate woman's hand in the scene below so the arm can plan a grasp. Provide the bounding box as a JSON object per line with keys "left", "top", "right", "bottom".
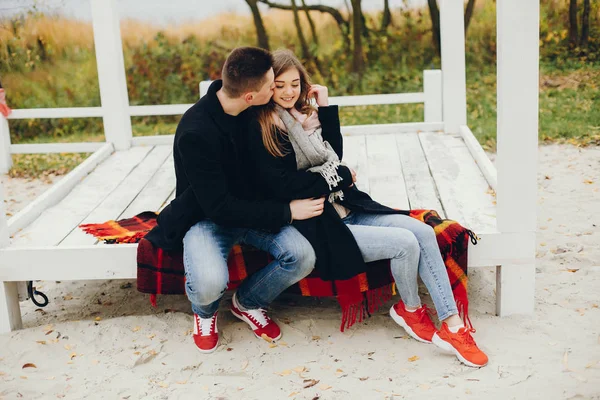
{"left": 308, "top": 84, "right": 329, "bottom": 107}
{"left": 290, "top": 197, "right": 325, "bottom": 221}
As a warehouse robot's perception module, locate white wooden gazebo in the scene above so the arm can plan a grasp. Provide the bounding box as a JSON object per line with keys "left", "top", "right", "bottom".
{"left": 0, "top": 0, "right": 539, "bottom": 333}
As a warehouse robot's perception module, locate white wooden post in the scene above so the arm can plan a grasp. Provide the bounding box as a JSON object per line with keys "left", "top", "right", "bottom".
{"left": 91, "top": 0, "right": 132, "bottom": 150}
{"left": 0, "top": 181, "right": 22, "bottom": 333}
{"left": 423, "top": 70, "right": 443, "bottom": 123}
{"left": 0, "top": 115, "right": 12, "bottom": 173}
{"left": 495, "top": 0, "right": 539, "bottom": 316}
{"left": 199, "top": 81, "right": 211, "bottom": 99}
{"left": 439, "top": 0, "right": 467, "bottom": 133}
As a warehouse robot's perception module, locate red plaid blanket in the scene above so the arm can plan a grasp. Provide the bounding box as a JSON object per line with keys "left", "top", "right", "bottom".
{"left": 80, "top": 210, "right": 477, "bottom": 331}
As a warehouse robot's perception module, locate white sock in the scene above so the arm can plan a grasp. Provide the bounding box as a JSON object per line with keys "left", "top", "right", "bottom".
{"left": 406, "top": 306, "right": 420, "bottom": 313}
{"left": 448, "top": 323, "right": 464, "bottom": 333}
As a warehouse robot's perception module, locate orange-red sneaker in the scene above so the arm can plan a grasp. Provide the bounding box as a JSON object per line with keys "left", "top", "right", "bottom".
{"left": 192, "top": 312, "right": 219, "bottom": 354}
{"left": 389, "top": 301, "right": 437, "bottom": 343}
{"left": 432, "top": 322, "right": 488, "bottom": 367}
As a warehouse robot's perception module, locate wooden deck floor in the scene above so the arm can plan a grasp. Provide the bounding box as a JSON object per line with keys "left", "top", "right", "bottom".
{"left": 8, "top": 131, "right": 496, "bottom": 249}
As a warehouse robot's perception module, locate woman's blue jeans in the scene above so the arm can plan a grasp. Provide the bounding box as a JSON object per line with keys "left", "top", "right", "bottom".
{"left": 342, "top": 212, "right": 459, "bottom": 321}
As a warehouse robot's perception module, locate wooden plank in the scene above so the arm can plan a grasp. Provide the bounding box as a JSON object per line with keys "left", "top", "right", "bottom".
{"left": 395, "top": 133, "right": 445, "bottom": 216}
{"left": 342, "top": 122, "right": 443, "bottom": 136}
{"left": 459, "top": 125, "right": 497, "bottom": 191}
{"left": 7, "top": 143, "right": 114, "bottom": 236}
{"left": 8, "top": 107, "right": 104, "bottom": 119}
{"left": 119, "top": 156, "right": 175, "bottom": 218}
{"left": 59, "top": 145, "right": 172, "bottom": 246}
{"left": 129, "top": 104, "right": 192, "bottom": 117}
{"left": 419, "top": 131, "right": 496, "bottom": 233}
{"left": 11, "top": 142, "right": 105, "bottom": 154}
{"left": 330, "top": 92, "right": 424, "bottom": 106}
{"left": 0, "top": 282, "right": 22, "bottom": 333}
{"left": 10, "top": 146, "right": 152, "bottom": 247}
{"left": 0, "top": 245, "right": 138, "bottom": 281}
{"left": 132, "top": 135, "right": 174, "bottom": 147}
{"left": 366, "top": 135, "right": 409, "bottom": 210}
{"left": 341, "top": 135, "right": 370, "bottom": 194}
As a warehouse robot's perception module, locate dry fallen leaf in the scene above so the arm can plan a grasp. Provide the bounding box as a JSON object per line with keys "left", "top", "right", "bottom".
{"left": 269, "top": 343, "right": 278, "bottom": 348}
{"left": 584, "top": 179, "right": 594, "bottom": 184}
{"left": 36, "top": 341, "right": 46, "bottom": 345}
{"left": 408, "top": 356, "right": 420, "bottom": 362}
{"left": 293, "top": 366, "right": 306, "bottom": 373}
{"left": 335, "top": 369, "right": 344, "bottom": 374}
{"left": 563, "top": 350, "right": 571, "bottom": 371}
{"left": 275, "top": 370, "right": 292, "bottom": 377}
{"left": 176, "top": 380, "right": 188, "bottom": 385}
{"left": 70, "top": 352, "right": 77, "bottom": 360}
{"left": 45, "top": 330, "right": 54, "bottom": 336}
{"left": 261, "top": 333, "right": 273, "bottom": 343}
{"left": 311, "top": 336, "right": 321, "bottom": 341}
{"left": 64, "top": 344, "right": 71, "bottom": 350}
{"left": 359, "top": 377, "right": 369, "bottom": 381}
{"left": 94, "top": 317, "right": 102, "bottom": 322}
{"left": 303, "top": 379, "right": 320, "bottom": 389}
{"left": 63, "top": 295, "right": 73, "bottom": 301}
{"left": 158, "top": 382, "right": 169, "bottom": 388}
{"left": 132, "top": 326, "right": 141, "bottom": 332}
{"left": 319, "top": 384, "right": 332, "bottom": 390}
{"left": 147, "top": 334, "right": 156, "bottom": 339}
{"left": 22, "top": 363, "right": 37, "bottom": 369}
{"left": 288, "top": 392, "right": 299, "bottom": 397}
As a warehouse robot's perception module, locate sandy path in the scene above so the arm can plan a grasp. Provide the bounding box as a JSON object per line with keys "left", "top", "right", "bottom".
{"left": 0, "top": 144, "right": 599, "bottom": 400}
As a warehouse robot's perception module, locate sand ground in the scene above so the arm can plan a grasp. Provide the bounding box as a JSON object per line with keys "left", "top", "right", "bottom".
{"left": 0, "top": 144, "right": 599, "bottom": 400}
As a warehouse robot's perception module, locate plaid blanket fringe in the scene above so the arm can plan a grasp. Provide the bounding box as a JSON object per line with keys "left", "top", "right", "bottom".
{"left": 80, "top": 210, "right": 476, "bottom": 331}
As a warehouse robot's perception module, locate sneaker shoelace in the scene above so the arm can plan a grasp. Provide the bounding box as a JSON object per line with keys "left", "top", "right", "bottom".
{"left": 244, "top": 308, "right": 270, "bottom": 327}
{"left": 198, "top": 315, "right": 216, "bottom": 336}
{"left": 456, "top": 327, "right": 477, "bottom": 347}
{"left": 415, "top": 304, "right": 436, "bottom": 326}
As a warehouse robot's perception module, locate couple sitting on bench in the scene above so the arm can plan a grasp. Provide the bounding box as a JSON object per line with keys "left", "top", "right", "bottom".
{"left": 143, "top": 47, "right": 488, "bottom": 367}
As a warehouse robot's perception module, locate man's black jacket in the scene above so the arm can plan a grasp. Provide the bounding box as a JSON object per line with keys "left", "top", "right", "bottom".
{"left": 145, "top": 80, "right": 291, "bottom": 251}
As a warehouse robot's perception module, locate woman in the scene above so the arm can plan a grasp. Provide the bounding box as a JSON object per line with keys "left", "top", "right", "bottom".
{"left": 246, "top": 49, "right": 488, "bottom": 368}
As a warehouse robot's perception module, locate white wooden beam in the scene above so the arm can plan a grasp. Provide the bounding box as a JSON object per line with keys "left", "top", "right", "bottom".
{"left": 423, "top": 70, "right": 443, "bottom": 122}
{"left": 0, "top": 115, "right": 12, "bottom": 173}
{"left": 0, "top": 177, "right": 22, "bottom": 332}
{"left": 10, "top": 142, "right": 105, "bottom": 154}
{"left": 342, "top": 122, "right": 443, "bottom": 136}
{"left": 8, "top": 107, "right": 104, "bottom": 119}
{"left": 7, "top": 143, "right": 114, "bottom": 235}
{"left": 459, "top": 125, "right": 497, "bottom": 192}
{"left": 91, "top": 0, "right": 132, "bottom": 151}
{"left": 129, "top": 104, "right": 193, "bottom": 117}
{"left": 439, "top": 0, "right": 468, "bottom": 133}
{"left": 0, "top": 245, "right": 138, "bottom": 281}
{"left": 495, "top": 0, "right": 539, "bottom": 316}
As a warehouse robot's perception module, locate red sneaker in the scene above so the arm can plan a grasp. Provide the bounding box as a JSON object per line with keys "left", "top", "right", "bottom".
{"left": 389, "top": 301, "right": 437, "bottom": 343}
{"left": 231, "top": 294, "right": 282, "bottom": 342}
{"left": 432, "top": 322, "right": 488, "bottom": 367}
{"left": 192, "top": 312, "right": 219, "bottom": 354}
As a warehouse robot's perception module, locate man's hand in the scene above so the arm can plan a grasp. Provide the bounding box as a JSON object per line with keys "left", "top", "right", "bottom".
{"left": 290, "top": 197, "right": 325, "bottom": 221}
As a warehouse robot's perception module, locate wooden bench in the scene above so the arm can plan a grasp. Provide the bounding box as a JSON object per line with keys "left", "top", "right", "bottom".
{"left": 0, "top": 0, "right": 539, "bottom": 333}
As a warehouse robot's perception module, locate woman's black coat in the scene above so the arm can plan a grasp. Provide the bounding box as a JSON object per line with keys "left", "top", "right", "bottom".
{"left": 246, "top": 106, "right": 409, "bottom": 281}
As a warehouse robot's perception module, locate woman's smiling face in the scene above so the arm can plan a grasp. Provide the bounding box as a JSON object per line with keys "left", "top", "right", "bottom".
{"left": 273, "top": 68, "right": 301, "bottom": 109}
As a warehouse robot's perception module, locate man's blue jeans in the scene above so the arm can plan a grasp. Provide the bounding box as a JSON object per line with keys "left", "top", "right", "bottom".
{"left": 183, "top": 220, "right": 315, "bottom": 318}
{"left": 342, "top": 212, "right": 459, "bottom": 321}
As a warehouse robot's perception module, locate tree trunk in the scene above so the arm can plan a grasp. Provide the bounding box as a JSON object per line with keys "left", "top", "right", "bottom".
{"left": 350, "top": 0, "right": 365, "bottom": 75}
{"left": 301, "top": 0, "right": 319, "bottom": 46}
{"left": 427, "top": 0, "right": 441, "bottom": 57}
{"left": 381, "top": 0, "right": 393, "bottom": 31}
{"left": 464, "top": 0, "right": 476, "bottom": 34}
{"left": 580, "top": 0, "right": 590, "bottom": 48}
{"left": 291, "top": 0, "right": 311, "bottom": 63}
{"left": 569, "top": 0, "right": 579, "bottom": 48}
{"left": 245, "top": 0, "right": 270, "bottom": 50}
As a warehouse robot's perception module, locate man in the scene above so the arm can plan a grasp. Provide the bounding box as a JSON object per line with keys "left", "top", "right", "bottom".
{"left": 145, "top": 47, "right": 325, "bottom": 353}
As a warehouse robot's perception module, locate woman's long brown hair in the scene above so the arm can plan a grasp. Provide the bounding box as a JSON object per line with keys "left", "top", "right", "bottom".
{"left": 257, "top": 49, "right": 316, "bottom": 158}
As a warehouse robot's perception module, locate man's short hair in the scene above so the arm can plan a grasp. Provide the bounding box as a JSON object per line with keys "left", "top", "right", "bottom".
{"left": 221, "top": 47, "right": 273, "bottom": 98}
